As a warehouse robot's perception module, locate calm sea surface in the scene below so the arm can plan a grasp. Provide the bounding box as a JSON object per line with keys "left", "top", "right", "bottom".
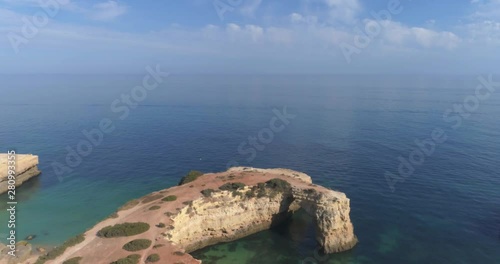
{"left": 0, "top": 75, "right": 499, "bottom": 263}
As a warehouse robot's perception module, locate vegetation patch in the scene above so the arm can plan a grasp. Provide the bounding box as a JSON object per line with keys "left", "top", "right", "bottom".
{"left": 97, "top": 222, "right": 150, "bottom": 238}
{"left": 304, "top": 188, "right": 316, "bottom": 194}
{"left": 146, "top": 253, "right": 160, "bottom": 263}
{"left": 265, "top": 178, "right": 291, "bottom": 190}
{"left": 153, "top": 244, "right": 165, "bottom": 249}
{"left": 142, "top": 194, "right": 164, "bottom": 203}
{"left": 118, "top": 199, "right": 140, "bottom": 211}
{"left": 218, "top": 182, "right": 245, "bottom": 192}
{"left": 178, "top": 170, "right": 203, "bottom": 185}
{"left": 201, "top": 189, "right": 215, "bottom": 197}
{"left": 173, "top": 251, "right": 185, "bottom": 256}
{"left": 122, "top": 239, "right": 152, "bottom": 252}
{"left": 245, "top": 179, "right": 291, "bottom": 199}
{"left": 162, "top": 195, "right": 177, "bottom": 202}
{"left": 35, "top": 234, "right": 85, "bottom": 264}
{"left": 156, "top": 222, "right": 166, "bottom": 228}
{"left": 62, "top": 256, "right": 82, "bottom": 264}
{"left": 110, "top": 254, "right": 141, "bottom": 264}
{"left": 149, "top": 205, "right": 161, "bottom": 210}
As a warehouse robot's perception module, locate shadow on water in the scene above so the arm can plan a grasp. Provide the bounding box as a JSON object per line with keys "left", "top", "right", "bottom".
{"left": 0, "top": 174, "right": 41, "bottom": 210}
{"left": 191, "top": 209, "right": 363, "bottom": 264}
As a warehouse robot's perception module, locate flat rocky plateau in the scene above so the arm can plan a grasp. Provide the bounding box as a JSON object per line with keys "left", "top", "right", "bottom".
{"left": 16, "top": 167, "right": 357, "bottom": 264}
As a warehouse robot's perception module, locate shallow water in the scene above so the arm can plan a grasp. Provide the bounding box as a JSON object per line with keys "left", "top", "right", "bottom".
{"left": 0, "top": 75, "right": 499, "bottom": 263}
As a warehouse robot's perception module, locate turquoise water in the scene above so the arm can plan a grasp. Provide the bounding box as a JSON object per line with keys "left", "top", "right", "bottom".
{"left": 0, "top": 75, "right": 499, "bottom": 263}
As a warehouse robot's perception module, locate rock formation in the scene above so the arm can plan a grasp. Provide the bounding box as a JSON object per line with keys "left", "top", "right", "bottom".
{"left": 31, "top": 167, "right": 357, "bottom": 264}
{"left": 0, "top": 241, "right": 36, "bottom": 264}
{"left": 0, "top": 154, "right": 40, "bottom": 195}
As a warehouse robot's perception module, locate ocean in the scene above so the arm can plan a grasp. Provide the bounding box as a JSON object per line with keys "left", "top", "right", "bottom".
{"left": 0, "top": 74, "right": 499, "bottom": 263}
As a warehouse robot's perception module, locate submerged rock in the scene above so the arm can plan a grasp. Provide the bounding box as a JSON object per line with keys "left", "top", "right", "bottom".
{"left": 25, "top": 235, "right": 36, "bottom": 241}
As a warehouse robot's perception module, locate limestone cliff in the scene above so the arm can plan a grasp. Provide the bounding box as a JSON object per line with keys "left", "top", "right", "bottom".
{"left": 32, "top": 167, "right": 356, "bottom": 264}
{"left": 167, "top": 168, "right": 357, "bottom": 254}
{"left": 0, "top": 154, "right": 40, "bottom": 195}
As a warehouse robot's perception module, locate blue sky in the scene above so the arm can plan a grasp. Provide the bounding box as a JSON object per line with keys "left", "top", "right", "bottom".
{"left": 0, "top": 0, "right": 499, "bottom": 74}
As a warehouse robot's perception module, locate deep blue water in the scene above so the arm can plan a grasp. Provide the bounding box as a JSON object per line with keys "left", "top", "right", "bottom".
{"left": 0, "top": 75, "right": 499, "bottom": 263}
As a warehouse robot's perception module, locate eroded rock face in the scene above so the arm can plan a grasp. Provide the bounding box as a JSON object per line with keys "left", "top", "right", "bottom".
{"left": 292, "top": 188, "right": 357, "bottom": 253}
{"left": 0, "top": 154, "right": 41, "bottom": 195}
{"left": 166, "top": 188, "right": 295, "bottom": 252}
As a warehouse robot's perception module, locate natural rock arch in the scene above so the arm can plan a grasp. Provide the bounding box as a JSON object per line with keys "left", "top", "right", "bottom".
{"left": 166, "top": 168, "right": 357, "bottom": 255}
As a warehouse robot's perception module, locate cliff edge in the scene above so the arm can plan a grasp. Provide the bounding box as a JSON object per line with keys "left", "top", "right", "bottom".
{"left": 0, "top": 154, "right": 40, "bottom": 195}
{"left": 31, "top": 167, "right": 357, "bottom": 264}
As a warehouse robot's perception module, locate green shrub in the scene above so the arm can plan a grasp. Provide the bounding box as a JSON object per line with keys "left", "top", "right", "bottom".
{"left": 62, "top": 256, "right": 82, "bottom": 264}
{"left": 244, "top": 179, "right": 291, "bottom": 199}
{"left": 265, "top": 178, "right": 291, "bottom": 191}
{"left": 245, "top": 190, "right": 256, "bottom": 198}
{"left": 201, "top": 189, "right": 215, "bottom": 197}
{"left": 110, "top": 254, "right": 141, "bottom": 264}
{"left": 219, "top": 182, "right": 245, "bottom": 192}
{"left": 304, "top": 188, "right": 316, "bottom": 194}
{"left": 232, "top": 191, "right": 243, "bottom": 197}
{"left": 178, "top": 170, "right": 203, "bottom": 185}
{"left": 162, "top": 195, "right": 177, "bottom": 202}
{"left": 35, "top": 234, "right": 85, "bottom": 264}
{"left": 149, "top": 205, "right": 161, "bottom": 210}
{"left": 97, "top": 222, "right": 150, "bottom": 238}
{"left": 146, "top": 253, "right": 160, "bottom": 263}
{"left": 156, "top": 223, "right": 166, "bottom": 228}
{"left": 122, "top": 239, "right": 152, "bottom": 252}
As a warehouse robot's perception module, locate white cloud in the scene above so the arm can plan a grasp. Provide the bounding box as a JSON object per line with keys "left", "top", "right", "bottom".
{"left": 3, "top": 0, "right": 500, "bottom": 73}
{"left": 87, "top": 1, "right": 127, "bottom": 21}
{"left": 240, "top": 0, "right": 262, "bottom": 18}
{"left": 289, "top": 12, "right": 318, "bottom": 25}
{"left": 324, "top": 0, "right": 361, "bottom": 24}
{"left": 0, "top": 0, "right": 127, "bottom": 21}
{"left": 373, "top": 20, "right": 461, "bottom": 50}
{"left": 463, "top": 20, "right": 500, "bottom": 44}
{"left": 412, "top": 27, "right": 461, "bottom": 49}
{"left": 460, "top": 0, "right": 500, "bottom": 44}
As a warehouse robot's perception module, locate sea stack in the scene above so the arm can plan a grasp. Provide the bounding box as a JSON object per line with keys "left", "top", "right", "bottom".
{"left": 35, "top": 167, "right": 357, "bottom": 264}
{"left": 0, "top": 154, "right": 41, "bottom": 195}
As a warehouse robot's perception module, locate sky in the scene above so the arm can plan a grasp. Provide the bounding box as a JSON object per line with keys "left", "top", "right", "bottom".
{"left": 0, "top": 0, "right": 499, "bottom": 74}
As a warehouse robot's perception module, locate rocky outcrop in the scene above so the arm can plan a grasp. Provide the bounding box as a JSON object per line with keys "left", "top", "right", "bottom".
{"left": 291, "top": 186, "right": 357, "bottom": 253}
{"left": 0, "top": 154, "right": 41, "bottom": 195}
{"left": 0, "top": 241, "right": 37, "bottom": 264}
{"left": 39, "top": 167, "right": 356, "bottom": 264}
{"left": 166, "top": 168, "right": 357, "bottom": 254}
